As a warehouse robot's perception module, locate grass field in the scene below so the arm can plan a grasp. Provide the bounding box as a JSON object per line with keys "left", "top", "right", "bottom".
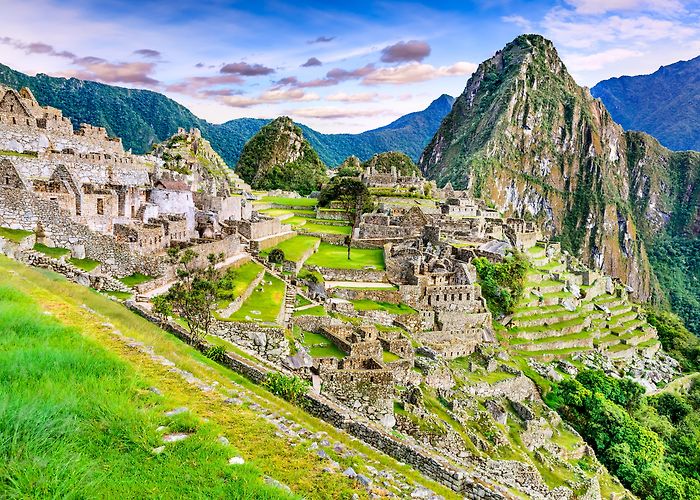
{"left": 218, "top": 261, "right": 263, "bottom": 300}
{"left": 297, "top": 329, "right": 345, "bottom": 359}
{"left": 256, "top": 196, "right": 318, "bottom": 208}
{"left": 0, "top": 226, "right": 33, "bottom": 243}
{"left": 350, "top": 299, "right": 416, "bottom": 315}
{"left": 262, "top": 235, "right": 320, "bottom": 263}
{"left": 298, "top": 221, "right": 351, "bottom": 235}
{"left": 227, "top": 273, "right": 285, "bottom": 323}
{"left": 0, "top": 284, "right": 294, "bottom": 499}
{"left": 69, "top": 257, "right": 101, "bottom": 272}
{"left": 119, "top": 273, "right": 153, "bottom": 287}
{"left": 259, "top": 208, "right": 316, "bottom": 217}
{"left": 0, "top": 256, "right": 459, "bottom": 499}
{"left": 33, "top": 243, "right": 70, "bottom": 258}
{"left": 305, "top": 243, "right": 385, "bottom": 271}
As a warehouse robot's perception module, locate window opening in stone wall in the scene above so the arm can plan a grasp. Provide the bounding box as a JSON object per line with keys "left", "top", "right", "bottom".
{"left": 97, "top": 198, "right": 104, "bottom": 215}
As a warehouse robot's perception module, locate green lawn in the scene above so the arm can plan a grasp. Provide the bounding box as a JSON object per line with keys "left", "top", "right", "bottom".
{"left": 256, "top": 196, "right": 318, "bottom": 208}
{"left": 292, "top": 305, "right": 326, "bottom": 317}
{"left": 34, "top": 243, "right": 70, "bottom": 259}
{"left": 259, "top": 208, "right": 316, "bottom": 217}
{"left": 298, "top": 221, "right": 351, "bottom": 235}
{"left": 69, "top": 257, "right": 101, "bottom": 272}
{"left": 0, "top": 284, "right": 293, "bottom": 499}
{"left": 297, "top": 330, "right": 345, "bottom": 359}
{"left": 262, "top": 235, "right": 320, "bottom": 263}
{"left": 119, "top": 273, "right": 153, "bottom": 287}
{"left": 217, "top": 261, "right": 263, "bottom": 305}
{"left": 382, "top": 350, "right": 401, "bottom": 363}
{"left": 305, "top": 242, "right": 385, "bottom": 271}
{"left": 0, "top": 226, "right": 33, "bottom": 243}
{"left": 351, "top": 299, "right": 416, "bottom": 315}
{"left": 102, "top": 290, "right": 133, "bottom": 300}
{"left": 227, "top": 273, "right": 285, "bottom": 323}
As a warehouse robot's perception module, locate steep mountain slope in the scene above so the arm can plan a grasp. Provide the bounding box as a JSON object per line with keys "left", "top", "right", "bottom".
{"left": 0, "top": 63, "right": 452, "bottom": 166}
{"left": 236, "top": 117, "right": 328, "bottom": 194}
{"left": 420, "top": 34, "right": 700, "bottom": 322}
{"left": 592, "top": 56, "right": 700, "bottom": 151}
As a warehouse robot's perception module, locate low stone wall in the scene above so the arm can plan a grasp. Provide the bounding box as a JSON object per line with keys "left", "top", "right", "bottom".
{"left": 332, "top": 287, "right": 402, "bottom": 303}
{"left": 17, "top": 250, "right": 130, "bottom": 292}
{"left": 211, "top": 320, "right": 290, "bottom": 362}
{"left": 313, "top": 266, "right": 387, "bottom": 283}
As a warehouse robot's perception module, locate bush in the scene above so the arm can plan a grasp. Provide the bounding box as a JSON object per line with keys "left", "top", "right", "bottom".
{"left": 268, "top": 248, "right": 285, "bottom": 265}
{"left": 473, "top": 251, "right": 528, "bottom": 316}
{"left": 646, "top": 308, "right": 700, "bottom": 372}
{"left": 203, "top": 345, "right": 227, "bottom": 362}
{"left": 263, "top": 372, "right": 310, "bottom": 406}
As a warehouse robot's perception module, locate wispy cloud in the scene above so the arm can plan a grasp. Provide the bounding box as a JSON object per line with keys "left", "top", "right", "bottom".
{"left": 133, "top": 48, "right": 161, "bottom": 59}
{"left": 308, "top": 36, "right": 335, "bottom": 44}
{"left": 291, "top": 106, "right": 388, "bottom": 119}
{"left": 362, "top": 61, "right": 476, "bottom": 85}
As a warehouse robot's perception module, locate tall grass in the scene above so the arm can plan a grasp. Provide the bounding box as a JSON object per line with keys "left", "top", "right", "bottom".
{"left": 0, "top": 285, "right": 293, "bottom": 499}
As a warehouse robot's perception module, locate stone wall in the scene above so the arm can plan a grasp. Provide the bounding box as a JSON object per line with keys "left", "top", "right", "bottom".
{"left": 332, "top": 287, "right": 402, "bottom": 303}
{"left": 312, "top": 266, "right": 387, "bottom": 283}
{"left": 211, "top": 321, "right": 290, "bottom": 362}
{"left": 0, "top": 187, "right": 164, "bottom": 277}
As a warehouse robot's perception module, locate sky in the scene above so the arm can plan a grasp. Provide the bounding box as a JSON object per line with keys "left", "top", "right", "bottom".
{"left": 1, "top": 0, "right": 700, "bottom": 133}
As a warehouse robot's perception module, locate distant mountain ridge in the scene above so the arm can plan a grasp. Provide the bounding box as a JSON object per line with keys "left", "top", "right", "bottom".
{"left": 591, "top": 56, "right": 700, "bottom": 151}
{"left": 0, "top": 62, "right": 453, "bottom": 167}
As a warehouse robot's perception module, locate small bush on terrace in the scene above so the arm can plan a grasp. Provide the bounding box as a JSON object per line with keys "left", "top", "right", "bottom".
{"left": 263, "top": 372, "right": 310, "bottom": 407}
{"left": 473, "top": 251, "right": 528, "bottom": 317}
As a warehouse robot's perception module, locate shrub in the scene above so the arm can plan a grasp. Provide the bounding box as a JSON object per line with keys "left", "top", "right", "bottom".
{"left": 268, "top": 248, "right": 285, "bottom": 264}
{"left": 203, "top": 345, "right": 227, "bottom": 362}
{"left": 473, "top": 251, "right": 528, "bottom": 316}
{"left": 263, "top": 372, "right": 310, "bottom": 406}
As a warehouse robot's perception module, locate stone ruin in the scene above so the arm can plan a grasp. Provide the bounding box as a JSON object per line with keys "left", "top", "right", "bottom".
{"left": 0, "top": 86, "right": 290, "bottom": 283}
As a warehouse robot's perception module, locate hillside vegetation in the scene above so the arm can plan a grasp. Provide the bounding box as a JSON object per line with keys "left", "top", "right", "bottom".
{"left": 236, "top": 117, "right": 328, "bottom": 195}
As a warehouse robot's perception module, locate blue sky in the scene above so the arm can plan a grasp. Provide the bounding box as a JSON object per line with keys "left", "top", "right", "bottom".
{"left": 2, "top": 0, "right": 700, "bottom": 132}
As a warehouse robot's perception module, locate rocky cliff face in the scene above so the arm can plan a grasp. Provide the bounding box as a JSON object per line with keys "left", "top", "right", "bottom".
{"left": 235, "top": 116, "right": 328, "bottom": 195}
{"left": 420, "top": 34, "right": 700, "bottom": 302}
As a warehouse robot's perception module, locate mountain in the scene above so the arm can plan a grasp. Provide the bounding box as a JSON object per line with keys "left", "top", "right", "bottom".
{"left": 0, "top": 63, "right": 452, "bottom": 167}
{"left": 361, "top": 151, "right": 420, "bottom": 176}
{"left": 235, "top": 116, "right": 328, "bottom": 195}
{"left": 592, "top": 56, "right": 700, "bottom": 151}
{"left": 420, "top": 34, "right": 700, "bottom": 334}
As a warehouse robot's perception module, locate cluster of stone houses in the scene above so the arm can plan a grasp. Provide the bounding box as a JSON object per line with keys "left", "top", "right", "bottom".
{"left": 0, "top": 85, "right": 290, "bottom": 277}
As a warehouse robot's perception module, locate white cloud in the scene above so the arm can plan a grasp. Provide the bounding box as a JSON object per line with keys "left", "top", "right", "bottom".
{"left": 291, "top": 107, "right": 390, "bottom": 119}
{"left": 326, "top": 92, "right": 379, "bottom": 102}
{"left": 563, "top": 48, "right": 643, "bottom": 71}
{"left": 564, "top": 0, "right": 684, "bottom": 15}
{"left": 362, "top": 61, "right": 477, "bottom": 85}
{"left": 501, "top": 15, "right": 533, "bottom": 32}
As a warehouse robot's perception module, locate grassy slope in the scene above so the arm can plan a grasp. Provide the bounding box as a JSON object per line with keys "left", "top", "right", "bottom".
{"left": 262, "top": 235, "right": 320, "bottom": 263}
{"left": 227, "top": 273, "right": 286, "bottom": 323}
{"left": 0, "top": 284, "right": 293, "bottom": 499}
{"left": 0, "top": 256, "right": 458, "bottom": 499}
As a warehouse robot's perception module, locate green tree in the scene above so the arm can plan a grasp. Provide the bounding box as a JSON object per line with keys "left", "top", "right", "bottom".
{"left": 153, "top": 249, "right": 223, "bottom": 345}
{"left": 319, "top": 177, "right": 372, "bottom": 260}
